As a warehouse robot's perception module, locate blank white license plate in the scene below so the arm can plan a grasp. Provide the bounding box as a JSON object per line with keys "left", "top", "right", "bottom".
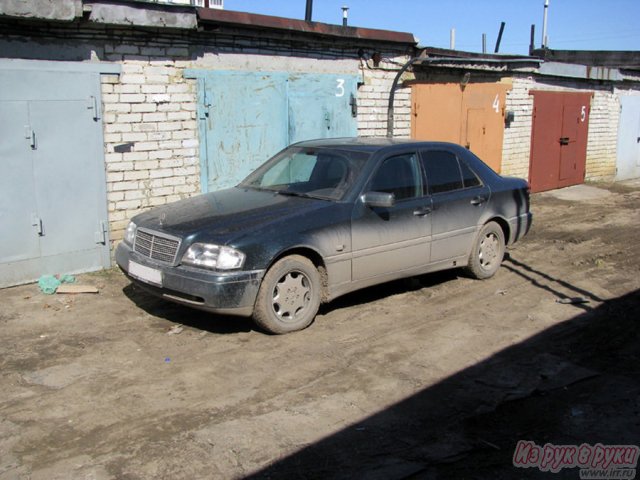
{"left": 129, "top": 261, "right": 162, "bottom": 286}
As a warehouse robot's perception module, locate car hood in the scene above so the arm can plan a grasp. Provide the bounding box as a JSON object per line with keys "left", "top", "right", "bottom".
{"left": 132, "top": 187, "right": 334, "bottom": 244}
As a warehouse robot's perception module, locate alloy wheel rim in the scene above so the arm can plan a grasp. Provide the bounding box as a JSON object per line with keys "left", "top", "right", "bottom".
{"left": 271, "top": 270, "right": 311, "bottom": 322}
{"left": 479, "top": 233, "right": 500, "bottom": 269}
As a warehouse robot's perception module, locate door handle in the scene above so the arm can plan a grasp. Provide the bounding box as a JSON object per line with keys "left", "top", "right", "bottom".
{"left": 413, "top": 206, "right": 432, "bottom": 217}
{"left": 559, "top": 137, "right": 570, "bottom": 145}
{"left": 470, "top": 196, "right": 486, "bottom": 206}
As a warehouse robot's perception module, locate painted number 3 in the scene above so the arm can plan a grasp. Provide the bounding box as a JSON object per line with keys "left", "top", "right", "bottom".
{"left": 336, "top": 79, "right": 345, "bottom": 97}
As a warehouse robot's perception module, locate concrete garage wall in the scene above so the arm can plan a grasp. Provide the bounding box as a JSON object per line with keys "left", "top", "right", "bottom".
{"left": 501, "top": 75, "right": 620, "bottom": 182}
{"left": 0, "top": 15, "right": 413, "bottom": 253}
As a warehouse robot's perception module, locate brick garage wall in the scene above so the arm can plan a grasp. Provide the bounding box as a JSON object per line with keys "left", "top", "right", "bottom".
{"left": 585, "top": 88, "right": 619, "bottom": 180}
{"left": 88, "top": 31, "right": 411, "bottom": 251}
{"left": 501, "top": 77, "right": 534, "bottom": 179}
{"left": 0, "top": 16, "right": 413, "bottom": 254}
{"left": 101, "top": 56, "right": 409, "bottom": 252}
{"left": 357, "top": 61, "right": 411, "bottom": 138}
{"left": 100, "top": 57, "right": 200, "bottom": 249}
{"left": 501, "top": 75, "right": 619, "bottom": 182}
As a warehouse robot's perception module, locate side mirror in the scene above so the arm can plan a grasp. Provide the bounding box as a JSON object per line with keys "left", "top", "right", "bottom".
{"left": 361, "top": 191, "right": 395, "bottom": 208}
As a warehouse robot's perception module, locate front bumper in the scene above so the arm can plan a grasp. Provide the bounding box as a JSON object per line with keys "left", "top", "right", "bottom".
{"left": 116, "top": 242, "right": 264, "bottom": 317}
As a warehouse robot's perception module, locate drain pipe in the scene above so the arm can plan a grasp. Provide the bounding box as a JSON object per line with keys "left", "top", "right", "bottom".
{"left": 386, "top": 56, "right": 420, "bottom": 137}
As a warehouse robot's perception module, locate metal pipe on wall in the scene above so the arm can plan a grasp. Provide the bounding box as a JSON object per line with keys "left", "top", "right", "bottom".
{"left": 386, "top": 57, "right": 420, "bottom": 137}
{"left": 494, "top": 22, "right": 505, "bottom": 53}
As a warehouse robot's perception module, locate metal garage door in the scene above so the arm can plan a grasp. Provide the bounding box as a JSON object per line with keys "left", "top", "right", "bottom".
{"left": 616, "top": 95, "right": 640, "bottom": 180}
{"left": 411, "top": 82, "right": 511, "bottom": 173}
{"left": 186, "top": 70, "right": 359, "bottom": 192}
{"left": 0, "top": 62, "right": 112, "bottom": 287}
{"left": 529, "top": 91, "right": 592, "bottom": 193}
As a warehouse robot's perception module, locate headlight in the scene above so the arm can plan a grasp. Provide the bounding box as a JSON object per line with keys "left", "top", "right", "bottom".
{"left": 124, "top": 222, "right": 137, "bottom": 245}
{"left": 181, "top": 243, "right": 245, "bottom": 270}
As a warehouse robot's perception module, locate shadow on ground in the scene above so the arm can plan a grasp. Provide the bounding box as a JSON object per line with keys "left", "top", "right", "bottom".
{"left": 248, "top": 285, "right": 640, "bottom": 479}
{"left": 121, "top": 269, "right": 462, "bottom": 335}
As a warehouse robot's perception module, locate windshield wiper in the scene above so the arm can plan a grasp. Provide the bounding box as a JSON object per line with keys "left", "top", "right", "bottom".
{"left": 275, "top": 190, "right": 316, "bottom": 199}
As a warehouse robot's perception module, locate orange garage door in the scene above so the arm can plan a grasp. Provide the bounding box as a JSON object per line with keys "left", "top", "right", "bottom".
{"left": 411, "top": 82, "right": 511, "bottom": 173}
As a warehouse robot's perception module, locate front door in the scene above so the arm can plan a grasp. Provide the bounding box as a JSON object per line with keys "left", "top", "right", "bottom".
{"left": 351, "top": 152, "right": 432, "bottom": 281}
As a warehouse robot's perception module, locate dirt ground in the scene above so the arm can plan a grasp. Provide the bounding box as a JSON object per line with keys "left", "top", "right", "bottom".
{"left": 1, "top": 180, "right": 639, "bottom": 480}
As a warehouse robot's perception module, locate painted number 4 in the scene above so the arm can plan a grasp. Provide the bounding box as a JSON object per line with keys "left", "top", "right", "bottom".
{"left": 336, "top": 79, "right": 345, "bottom": 97}
{"left": 492, "top": 94, "right": 500, "bottom": 113}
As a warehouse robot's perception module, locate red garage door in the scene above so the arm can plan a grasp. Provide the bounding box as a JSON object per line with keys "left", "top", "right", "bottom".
{"left": 529, "top": 91, "right": 592, "bottom": 193}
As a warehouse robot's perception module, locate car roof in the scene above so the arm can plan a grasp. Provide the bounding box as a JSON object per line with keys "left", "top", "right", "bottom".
{"left": 292, "top": 137, "right": 463, "bottom": 153}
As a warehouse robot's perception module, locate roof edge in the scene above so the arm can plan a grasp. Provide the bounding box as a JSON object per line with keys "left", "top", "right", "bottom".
{"left": 196, "top": 8, "right": 416, "bottom": 45}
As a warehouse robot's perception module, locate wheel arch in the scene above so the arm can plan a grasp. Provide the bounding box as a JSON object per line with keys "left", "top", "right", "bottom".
{"left": 266, "top": 246, "right": 329, "bottom": 301}
{"left": 485, "top": 216, "right": 510, "bottom": 244}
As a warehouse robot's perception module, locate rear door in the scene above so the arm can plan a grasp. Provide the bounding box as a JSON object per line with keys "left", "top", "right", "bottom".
{"left": 420, "top": 148, "right": 489, "bottom": 264}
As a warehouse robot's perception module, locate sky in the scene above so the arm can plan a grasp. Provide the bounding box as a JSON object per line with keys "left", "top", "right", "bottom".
{"left": 225, "top": 0, "right": 640, "bottom": 55}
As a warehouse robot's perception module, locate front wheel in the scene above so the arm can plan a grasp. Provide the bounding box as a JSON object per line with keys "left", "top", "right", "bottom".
{"left": 466, "top": 221, "right": 506, "bottom": 279}
{"left": 253, "top": 255, "right": 322, "bottom": 334}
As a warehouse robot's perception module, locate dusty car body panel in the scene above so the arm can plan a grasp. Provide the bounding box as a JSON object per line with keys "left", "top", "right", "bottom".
{"left": 116, "top": 138, "right": 532, "bottom": 318}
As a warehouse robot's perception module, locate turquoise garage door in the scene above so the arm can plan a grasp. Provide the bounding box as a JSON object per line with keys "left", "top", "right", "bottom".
{"left": 186, "top": 70, "right": 359, "bottom": 192}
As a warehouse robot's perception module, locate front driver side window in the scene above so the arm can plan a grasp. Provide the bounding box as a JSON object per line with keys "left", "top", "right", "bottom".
{"left": 370, "top": 153, "right": 422, "bottom": 201}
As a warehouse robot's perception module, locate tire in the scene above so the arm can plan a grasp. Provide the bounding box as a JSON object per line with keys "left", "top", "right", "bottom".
{"left": 253, "top": 255, "right": 322, "bottom": 334}
{"left": 466, "top": 221, "right": 506, "bottom": 280}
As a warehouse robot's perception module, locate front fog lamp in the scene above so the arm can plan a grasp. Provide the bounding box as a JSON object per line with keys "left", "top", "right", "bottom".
{"left": 181, "top": 243, "right": 245, "bottom": 270}
{"left": 124, "top": 222, "right": 137, "bottom": 245}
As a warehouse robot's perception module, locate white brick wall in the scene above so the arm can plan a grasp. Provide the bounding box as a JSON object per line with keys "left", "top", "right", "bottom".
{"left": 357, "top": 58, "right": 412, "bottom": 138}
{"left": 101, "top": 62, "right": 200, "bottom": 246}
{"left": 502, "top": 77, "right": 534, "bottom": 179}
{"left": 586, "top": 89, "right": 619, "bottom": 180}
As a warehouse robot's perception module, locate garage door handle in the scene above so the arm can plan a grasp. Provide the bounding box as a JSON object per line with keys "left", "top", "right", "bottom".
{"left": 413, "top": 206, "right": 432, "bottom": 216}
{"left": 559, "top": 137, "right": 570, "bottom": 145}
{"left": 470, "top": 196, "right": 486, "bottom": 206}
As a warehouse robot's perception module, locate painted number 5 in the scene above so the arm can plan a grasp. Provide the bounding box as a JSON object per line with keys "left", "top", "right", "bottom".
{"left": 336, "top": 79, "right": 345, "bottom": 97}
{"left": 580, "top": 106, "right": 587, "bottom": 122}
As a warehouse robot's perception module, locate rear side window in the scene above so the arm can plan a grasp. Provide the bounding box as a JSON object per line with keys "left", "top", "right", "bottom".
{"left": 460, "top": 160, "right": 482, "bottom": 188}
{"left": 421, "top": 150, "right": 481, "bottom": 193}
{"left": 421, "top": 150, "right": 463, "bottom": 194}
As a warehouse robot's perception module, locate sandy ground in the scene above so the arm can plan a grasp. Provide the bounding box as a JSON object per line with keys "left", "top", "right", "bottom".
{"left": 1, "top": 181, "right": 639, "bottom": 480}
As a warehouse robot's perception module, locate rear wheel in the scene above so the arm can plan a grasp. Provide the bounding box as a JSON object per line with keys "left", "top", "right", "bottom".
{"left": 253, "top": 255, "right": 321, "bottom": 334}
{"left": 466, "top": 221, "right": 505, "bottom": 279}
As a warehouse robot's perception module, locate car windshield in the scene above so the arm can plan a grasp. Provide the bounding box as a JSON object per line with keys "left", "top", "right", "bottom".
{"left": 240, "top": 146, "right": 370, "bottom": 201}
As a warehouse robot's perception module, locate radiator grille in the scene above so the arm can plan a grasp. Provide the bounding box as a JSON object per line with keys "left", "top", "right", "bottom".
{"left": 134, "top": 229, "right": 181, "bottom": 264}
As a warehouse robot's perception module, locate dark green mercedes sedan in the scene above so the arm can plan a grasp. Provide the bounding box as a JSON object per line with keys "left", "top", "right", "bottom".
{"left": 116, "top": 138, "right": 532, "bottom": 334}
